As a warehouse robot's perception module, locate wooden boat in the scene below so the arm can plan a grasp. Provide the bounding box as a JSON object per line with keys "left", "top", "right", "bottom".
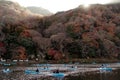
{"left": 39, "top": 67, "right": 51, "bottom": 71}
{"left": 69, "top": 66, "right": 77, "bottom": 71}
{"left": 99, "top": 64, "right": 112, "bottom": 71}
{"left": 52, "top": 72, "right": 65, "bottom": 78}
{"left": 99, "top": 67, "right": 112, "bottom": 71}
{"left": 25, "top": 70, "right": 41, "bottom": 74}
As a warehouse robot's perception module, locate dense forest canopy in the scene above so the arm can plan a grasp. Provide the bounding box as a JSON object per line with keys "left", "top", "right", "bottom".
{"left": 0, "top": 0, "right": 120, "bottom": 60}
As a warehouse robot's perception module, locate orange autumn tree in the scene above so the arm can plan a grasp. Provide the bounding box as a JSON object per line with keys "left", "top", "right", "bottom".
{"left": 47, "top": 48, "right": 63, "bottom": 60}
{"left": 12, "top": 46, "right": 27, "bottom": 60}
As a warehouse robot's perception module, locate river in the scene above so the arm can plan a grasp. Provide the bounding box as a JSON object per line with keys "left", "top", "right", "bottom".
{"left": 0, "top": 63, "right": 120, "bottom": 80}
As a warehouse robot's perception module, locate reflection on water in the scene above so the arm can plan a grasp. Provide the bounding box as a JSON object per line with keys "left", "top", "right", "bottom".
{"left": 65, "top": 69, "right": 120, "bottom": 80}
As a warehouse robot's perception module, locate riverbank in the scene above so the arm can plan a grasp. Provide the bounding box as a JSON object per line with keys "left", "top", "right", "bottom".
{"left": 1, "top": 58, "right": 120, "bottom": 63}
{"left": 27, "top": 58, "right": 120, "bottom": 64}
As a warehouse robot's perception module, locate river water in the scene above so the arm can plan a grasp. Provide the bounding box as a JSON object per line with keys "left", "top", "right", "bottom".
{"left": 64, "top": 69, "right": 120, "bottom": 80}
{"left": 0, "top": 63, "right": 120, "bottom": 80}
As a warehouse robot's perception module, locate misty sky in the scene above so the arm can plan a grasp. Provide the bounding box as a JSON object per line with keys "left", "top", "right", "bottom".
{"left": 10, "top": 0, "right": 120, "bottom": 13}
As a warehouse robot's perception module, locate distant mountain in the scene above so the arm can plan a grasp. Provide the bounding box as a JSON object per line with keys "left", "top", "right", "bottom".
{"left": 27, "top": 6, "right": 53, "bottom": 16}
{"left": 0, "top": 0, "right": 43, "bottom": 29}
{"left": 0, "top": 0, "right": 43, "bottom": 24}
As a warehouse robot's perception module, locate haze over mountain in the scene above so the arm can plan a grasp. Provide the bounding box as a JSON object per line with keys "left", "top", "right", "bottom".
{"left": 27, "top": 6, "right": 53, "bottom": 16}
{"left": 0, "top": 0, "right": 32, "bottom": 22}
{"left": 9, "top": 0, "right": 120, "bottom": 13}
{"left": 0, "top": 0, "right": 120, "bottom": 60}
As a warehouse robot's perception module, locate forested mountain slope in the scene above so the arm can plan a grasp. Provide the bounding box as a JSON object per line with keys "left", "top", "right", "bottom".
{"left": 0, "top": 0, "right": 120, "bottom": 60}
{"left": 39, "top": 3, "right": 120, "bottom": 60}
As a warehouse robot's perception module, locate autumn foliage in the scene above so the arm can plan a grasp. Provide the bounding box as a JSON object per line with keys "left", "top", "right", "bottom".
{"left": 0, "top": 0, "right": 120, "bottom": 60}
{"left": 43, "top": 3, "right": 120, "bottom": 59}
{"left": 47, "top": 48, "right": 63, "bottom": 60}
